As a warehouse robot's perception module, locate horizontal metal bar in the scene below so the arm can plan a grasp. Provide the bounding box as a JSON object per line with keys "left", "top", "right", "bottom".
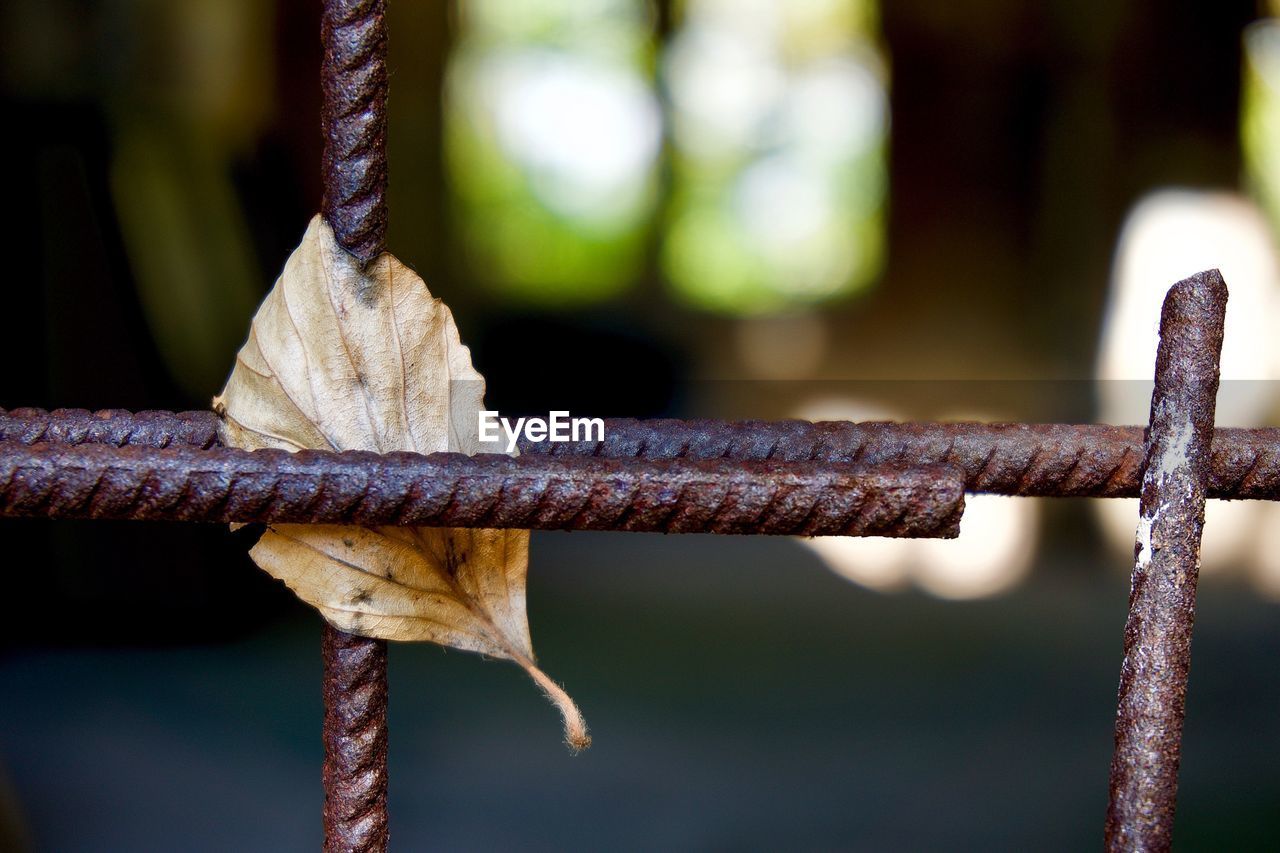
{"left": 0, "top": 442, "right": 963, "bottom": 537}
{"left": 531, "top": 419, "right": 1280, "bottom": 500}
{"left": 0, "top": 407, "right": 222, "bottom": 449}
{"left": 5, "top": 407, "right": 1280, "bottom": 499}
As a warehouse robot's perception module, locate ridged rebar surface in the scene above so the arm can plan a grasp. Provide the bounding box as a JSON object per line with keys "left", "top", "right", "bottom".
{"left": 319, "top": 1, "right": 389, "bottom": 849}
{"left": 7, "top": 407, "right": 1280, "bottom": 499}
{"left": 323, "top": 627, "right": 388, "bottom": 853}
{"left": 530, "top": 419, "right": 1280, "bottom": 499}
{"left": 0, "top": 442, "right": 964, "bottom": 538}
{"left": 321, "top": 0, "right": 388, "bottom": 265}
{"left": 1105, "top": 271, "right": 1227, "bottom": 851}
{"left": 0, "top": 407, "right": 221, "bottom": 449}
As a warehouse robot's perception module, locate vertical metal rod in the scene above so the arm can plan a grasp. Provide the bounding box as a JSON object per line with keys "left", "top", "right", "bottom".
{"left": 320, "top": 1, "right": 390, "bottom": 850}
{"left": 323, "top": 626, "right": 390, "bottom": 852}
{"left": 1105, "top": 270, "right": 1228, "bottom": 851}
{"left": 322, "top": 0, "right": 389, "bottom": 266}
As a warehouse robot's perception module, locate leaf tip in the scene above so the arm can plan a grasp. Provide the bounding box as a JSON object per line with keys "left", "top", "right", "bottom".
{"left": 562, "top": 704, "right": 592, "bottom": 754}
{"left": 517, "top": 656, "right": 592, "bottom": 753}
{"left": 566, "top": 728, "right": 592, "bottom": 754}
{"left": 548, "top": 681, "right": 592, "bottom": 754}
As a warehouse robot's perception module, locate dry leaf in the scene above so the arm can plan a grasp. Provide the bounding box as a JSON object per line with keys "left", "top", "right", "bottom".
{"left": 213, "top": 215, "right": 589, "bottom": 750}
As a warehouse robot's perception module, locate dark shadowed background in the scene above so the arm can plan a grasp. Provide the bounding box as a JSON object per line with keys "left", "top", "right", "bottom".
{"left": 2, "top": 1, "right": 1280, "bottom": 849}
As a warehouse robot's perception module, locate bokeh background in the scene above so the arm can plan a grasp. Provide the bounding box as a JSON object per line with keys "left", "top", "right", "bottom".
{"left": 3, "top": 0, "right": 1280, "bottom": 848}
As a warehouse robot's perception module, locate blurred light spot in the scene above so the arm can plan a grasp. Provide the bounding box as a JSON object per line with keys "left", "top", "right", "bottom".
{"left": 462, "top": 0, "right": 642, "bottom": 41}
{"left": 1095, "top": 189, "right": 1280, "bottom": 580}
{"left": 1245, "top": 20, "right": 1280, "bottom": 240}
{"left": 487, "top": 50, "right": 660, "bottom": 221}
{"left": 447, "top": 0, "right": 659, "bottom": 303}
{"left": 664, "top": 25, "right": 784, "bottom": 157}
{"left": 801, "top": 535, "right": 911, "bottom": 591}
{"left": 662, "top": 0, "right": 887, "bottom": 313}
{"left": 1097, "top": 190, "right": 1280, "bottom": 425}
{"left": 734, "top": 313, "right": 828, "bottom": 379}
{"left": 1248, "top": 502, "right": 1280, "bottom": 600}
{"left": 791, "top": 395, "right": 904, "bottom": 424}
{"left": 784, "top": 57, "right": 886, "bottom": 159}
{"left": 914, "top": 495, "right": 1037, "bottom": 600}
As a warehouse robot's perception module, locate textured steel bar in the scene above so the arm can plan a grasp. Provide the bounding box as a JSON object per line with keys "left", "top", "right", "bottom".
{"left": 525, "top": 420, "right": 1280, "bottom": 499}
{"left": 320, "top": 0, "right": 389, "bottom": 848}
{"left": 0, "top": 442, "right": 964, "bottom": 537}
{"left": 9, "top": 407, "right": 1280, "bottom": 500}
{"left": 0, "top": 407, "right": 221, "bottom": 449}
{"left": 321, "top": 0, "right": 388, "bottom": 265}
{"left": 1105, "top": 271, "right": 1227, "bottom": 851}
{"left": 323, "top": 627, "right": 389, "bottom": 853}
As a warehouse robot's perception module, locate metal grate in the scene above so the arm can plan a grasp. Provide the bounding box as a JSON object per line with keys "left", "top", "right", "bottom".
{"left": 0, "top": 2, "right": 1263, "bottom": 850}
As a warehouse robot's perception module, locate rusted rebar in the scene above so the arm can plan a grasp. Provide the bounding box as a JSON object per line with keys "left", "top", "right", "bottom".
{"left": 319, "top": 0, "right": 390, "bottom": 849}
{"left": 0, "top": 407, "right": 222, "bottom": 449}
{"left": 323, "top": 627, "right": 389, "bottom": 853}
{"left": 530, "top": 419, "right": 1280, "bottom": 499}
{"left": 1105, "top": 271, "right": 1227, "bottom": 851}
{"left": 0, "top": 442, "right": 964, "bottom": 537}
{"left": 321, "top": 0, "right": 388, "bottom": 266}
{"left": 8, "top": 407, "right": 1280, "bottom": 499}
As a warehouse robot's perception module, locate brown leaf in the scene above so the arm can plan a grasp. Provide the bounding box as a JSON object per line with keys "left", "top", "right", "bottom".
{"left": 214, "top": 215, "right": 588, "bottom": 750}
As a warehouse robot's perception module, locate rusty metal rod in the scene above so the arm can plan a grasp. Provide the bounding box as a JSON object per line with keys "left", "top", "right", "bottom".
{"left": 0, "top": 407, "right": 223, "bottom": 449}
{"left": 322, "top": 626, "right": 388, "bottom": 853}
{"left": 0, "top": 442, "right": 964, "bottom": 538}
{"left": 321, "top": 0, "right": 388, "bottom": 266}
{"left": 320, "top": 0, "right": 390, "bottom": 849}
{"left": 529, "top": 419, "right": 1280, "bottom": 500}
{"left": 7, "top": 408, "right": 1280, "bottom": 500}
{"left": 1105, "top": 271, "right": 1227, "bottom": 851}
